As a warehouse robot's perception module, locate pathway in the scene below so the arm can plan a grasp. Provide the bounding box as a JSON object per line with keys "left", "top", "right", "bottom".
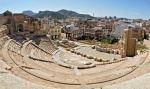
{"left": 74, "top": 66, "right": 90, "bottom": 89}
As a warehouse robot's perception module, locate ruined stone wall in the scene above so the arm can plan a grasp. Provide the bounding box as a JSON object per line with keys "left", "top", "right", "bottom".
{"left": 126, "top": 30, "right": 137, "bottom": 56}
{"left": 0, "top": 16, "right": 7, "bottom": 26}
{"left": 0, "top": 25, "right": 8, "bottom": 37}
{"left": 0, "top": 12, "right": 40, "bottom": 35}
{"left": 96, "top": 46, "right": 120, "bottom": 54}
{"left": 121, "top": 32, "right": 126, "bottom": 58}
{"left": 132, "top": 29, "right": 144, "bottom": 40}
{"left": 121, "top": 29, "right": 137, "bottom": 58}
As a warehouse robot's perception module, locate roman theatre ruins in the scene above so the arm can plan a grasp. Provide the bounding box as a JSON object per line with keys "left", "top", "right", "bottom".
{"left": 0, "top": 11, "right": 150, "bottom": 89}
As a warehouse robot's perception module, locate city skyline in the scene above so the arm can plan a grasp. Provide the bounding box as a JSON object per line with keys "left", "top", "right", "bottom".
{"left": 0, "top": 0, "right": 150, "bottom": 19}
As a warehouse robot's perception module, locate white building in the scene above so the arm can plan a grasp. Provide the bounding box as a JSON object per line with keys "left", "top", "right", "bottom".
{"left": 113, "top": 20, "right": 133, "bottom": 38}
{"left": 113, "top": 20, "right": 141, "bottom": 38}
{"left": 66, "top": 24, "right": 79, "bottom": 31}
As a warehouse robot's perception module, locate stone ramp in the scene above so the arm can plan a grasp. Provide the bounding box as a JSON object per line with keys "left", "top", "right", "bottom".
{"left": 74, "top": 66, "right": 90, "bottom": 89}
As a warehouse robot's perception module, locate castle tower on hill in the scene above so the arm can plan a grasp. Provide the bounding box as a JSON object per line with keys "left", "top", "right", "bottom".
{"left": 120, "top": 29, "right": 137, "bottom": 58}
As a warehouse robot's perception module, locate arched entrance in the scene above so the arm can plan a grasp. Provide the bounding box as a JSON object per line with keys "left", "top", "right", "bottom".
{"left": 17, "top": 24, "right": 24, "bottom": 32}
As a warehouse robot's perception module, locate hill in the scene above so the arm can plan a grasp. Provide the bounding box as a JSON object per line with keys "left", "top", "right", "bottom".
{"left": 57, "top": 9, "right": 92, "bottom": 18}
{"left": 22, "top": 10, "right": 37, "bottom": 16}
{"left": 33, "top": 9, "right": 93, "bottom": 19}
{"left": 33, "top": 10, "right": 65, "bottom": 19}
{"left": 1, "top": 9, "right": 94, "bottom": 19}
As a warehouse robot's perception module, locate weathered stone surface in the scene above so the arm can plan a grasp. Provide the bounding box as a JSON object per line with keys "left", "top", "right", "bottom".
{"left": 0, "top": 11, "right": 40, "bottom": 36}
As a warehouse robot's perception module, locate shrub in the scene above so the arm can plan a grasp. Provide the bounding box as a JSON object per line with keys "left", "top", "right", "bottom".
{"left": 137, "top": 43, "right": 148, "bottom": 50}
{"left": 109, "top": 37, "right": 117, "bottom": 44}
{"left": 100, "top": 37, "right": 117, "bottom": 44}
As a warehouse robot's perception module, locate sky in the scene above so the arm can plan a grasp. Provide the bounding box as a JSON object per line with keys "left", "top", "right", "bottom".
{"left": 0, "top": 0, "right": 150, "bottom": 19}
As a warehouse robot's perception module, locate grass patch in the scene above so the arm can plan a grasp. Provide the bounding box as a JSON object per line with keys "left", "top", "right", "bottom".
{"left": 137, "top": 43, "right": 148, "bottom": 50}
{"left": 100, "top": 37, "right": 118, "bottom": 44}
{"left": 77, "top": 37, "right": 119, "bottom": 49}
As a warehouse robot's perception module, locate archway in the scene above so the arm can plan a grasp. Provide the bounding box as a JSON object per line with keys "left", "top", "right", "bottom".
{"left": 17, "top": 24, "right": 24, "bottom": 32}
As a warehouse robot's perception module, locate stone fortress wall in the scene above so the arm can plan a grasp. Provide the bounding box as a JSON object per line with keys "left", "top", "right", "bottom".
{"left": 0, "top": 10, "right": 40, "bottom": 35}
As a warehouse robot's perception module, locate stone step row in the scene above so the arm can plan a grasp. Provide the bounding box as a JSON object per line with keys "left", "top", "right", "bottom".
{"left": 8, "top": 40, "right": 22, "bottom": 54}
{"left": 39, "top": 41, "right": 57, "bottom": 54}
{"left": 81, "top": 52, "right": 148, "bottom": 84}
{"left": 6, "top": 41, "right": 80, "bottom": 85}
{"left": 26, "top": 43, "right": 53, "bottom": 62}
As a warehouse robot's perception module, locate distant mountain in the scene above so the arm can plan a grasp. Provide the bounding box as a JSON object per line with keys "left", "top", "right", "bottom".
{"left": 33, "top": 10, "right": 65, "bottom": 19}
{"left": 0, "top": 14, "right": 2, "bottom": 16}
{"left": 33, "top": 9, "right": 93, "bottom": 19}
{"left": 22, "top": 10, "right": 37, "bottom": 16}
{"left": 57, "top": 9, "right": 93, "bottom": 18}
{"left": 0, "top": 9, "right": 94, "bottom": 19}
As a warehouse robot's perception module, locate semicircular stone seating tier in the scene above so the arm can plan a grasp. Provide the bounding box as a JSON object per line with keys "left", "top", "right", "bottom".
{"left": 2, "top": 39, "right": 79, "bottom": 85}
{"left": 25, "top": 42, "right": 54, "bottom": 62}
{"left": 20, "top": 41, "right": 80, "bottom": 84}
{"left": 1, "top": 38, "right": 149, "bottom": 87}
{"left": 38, "top": 39, "right": 58, "bottom": 55}
{"left": 0, "top": 36, "right": 9, "bottom": 50}
{"left": 80, "top": 52, "right": 148, "bottom": 84}
{"left": 24, "top": 40, "right": 149, "bottom": 84}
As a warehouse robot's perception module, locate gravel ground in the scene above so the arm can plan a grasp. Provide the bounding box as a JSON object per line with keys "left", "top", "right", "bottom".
{"left": 103, "top": 72, "right": 150, "bottom": 89}
{"left": 0, "top": 70, "right": 59, "bottom": 89}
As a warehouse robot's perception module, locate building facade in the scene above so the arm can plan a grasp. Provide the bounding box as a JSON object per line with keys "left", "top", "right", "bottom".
{"left": 49, "top": 26, "right": 61, "bottom": 40}
{"left": 40, "top": 17, "right": 61, "bottom": 40}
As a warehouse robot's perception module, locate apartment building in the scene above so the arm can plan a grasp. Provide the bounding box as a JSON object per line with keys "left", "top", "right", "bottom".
{"left": 40, "top": 17, "right": 61, "bottom": 39}
{"left": 113, "top": 20, "right": 132, "bottom": 38}
{"left": 83, "top": 27, "right": 103, "bottom": 39}
{"left": 112, "top": 20, "right": 144, "bottom": 39}
{"left": 49, "top": 25, "right": 61, "bottom": 40}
